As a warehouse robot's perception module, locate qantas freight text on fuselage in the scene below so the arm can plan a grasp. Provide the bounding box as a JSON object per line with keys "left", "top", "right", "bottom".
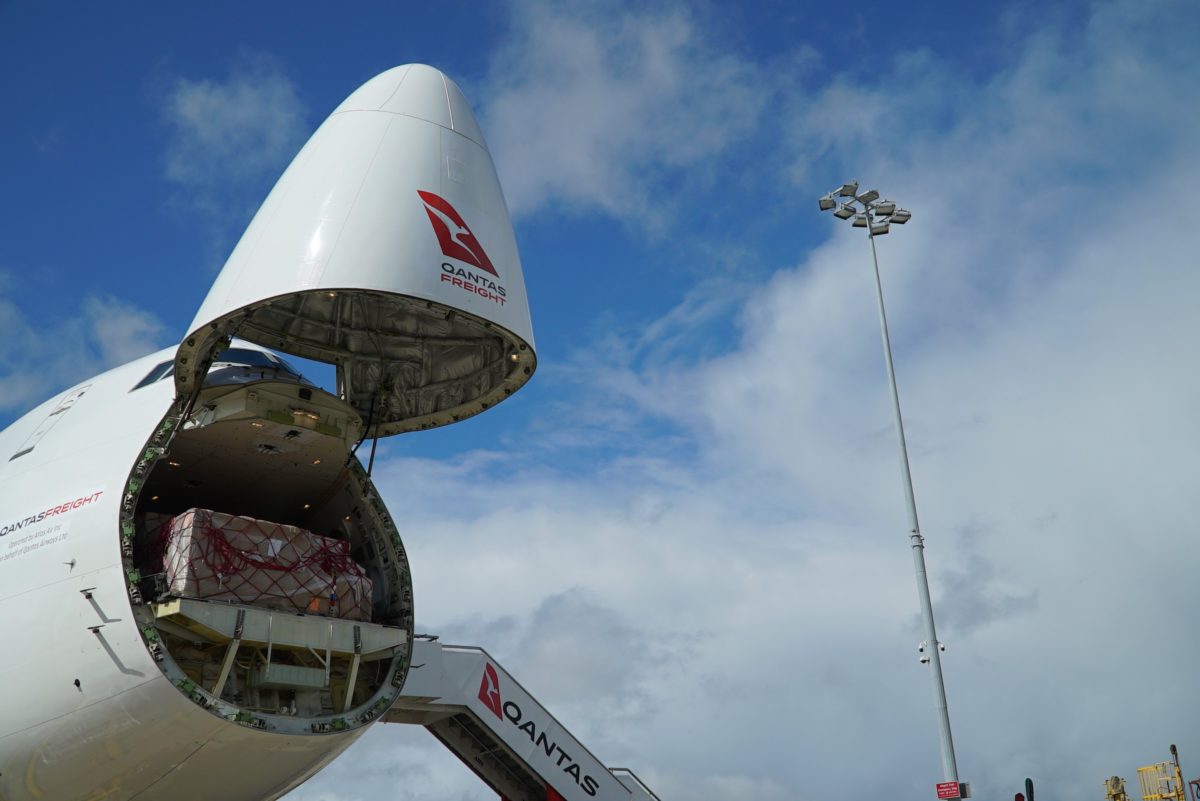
{"left": 0, "top": 491, "right": 103, "bottom": 537}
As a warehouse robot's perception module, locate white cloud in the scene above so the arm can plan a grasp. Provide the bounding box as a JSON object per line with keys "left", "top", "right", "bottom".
{"left": 164, "top": 55, "right": 307, "bottom": 189}
{"left": 282, "top": 725, "right": 483, "bottom": 801}
{"left": 651, "top": 773, "right": 797, "bottom": 801}
{"left": 293, "top": 3, "right": 1200, "bottom": 800}
{"left": 481, "top": 0, "right": 769, "bottom": 224}
{"left": 162, "top": 54, "right": 309, "bottom": 253}
{"left": 435, "top": 588, "right": 689, "bottom": 729}
{"left": 83, "top": 295, "right": 168, "bottom": 367}
{"left": 0, "top": 280, "right": 166, "bottom": 414}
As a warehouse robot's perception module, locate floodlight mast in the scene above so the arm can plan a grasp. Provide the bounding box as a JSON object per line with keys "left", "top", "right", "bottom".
{"left": 819, "top": 184, "right": 962, "bottom": 791}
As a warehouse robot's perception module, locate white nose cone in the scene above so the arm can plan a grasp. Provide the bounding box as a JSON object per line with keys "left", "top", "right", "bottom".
{"left": 176, "top": 65, "right": 535, "bottom": 436}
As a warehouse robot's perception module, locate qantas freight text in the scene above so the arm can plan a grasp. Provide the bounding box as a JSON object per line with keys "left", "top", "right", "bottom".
{"left": 0, "top": 491, "right": 103, "bottom": 537}
{"left": 440, "top": 263, "right": 507, "bottom": 306}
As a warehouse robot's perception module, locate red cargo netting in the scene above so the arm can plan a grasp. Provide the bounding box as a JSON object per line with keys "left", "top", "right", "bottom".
{"left": 161, "top": 508, "right": 372, "bottom": 621}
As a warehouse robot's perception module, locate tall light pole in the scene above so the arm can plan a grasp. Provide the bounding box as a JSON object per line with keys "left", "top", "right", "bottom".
{"left": 819, "top": 181, "right": 964, "bottom": 796}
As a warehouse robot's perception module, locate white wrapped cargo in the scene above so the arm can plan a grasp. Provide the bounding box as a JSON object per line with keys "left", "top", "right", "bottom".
{"left": 161, "top": 508, "right": 372, "bottom": 621}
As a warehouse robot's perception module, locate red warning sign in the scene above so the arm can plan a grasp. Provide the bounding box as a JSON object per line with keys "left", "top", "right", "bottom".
{"left": 936, "top": 782, "right": 961, "bottom": 799}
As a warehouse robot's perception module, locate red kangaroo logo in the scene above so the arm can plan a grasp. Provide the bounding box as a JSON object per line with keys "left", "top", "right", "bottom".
{"left": 418, "top": 190, "right": 498, "bottom": 276}
{"left": 478, "top": 663, "right": 503, "bottom": 720}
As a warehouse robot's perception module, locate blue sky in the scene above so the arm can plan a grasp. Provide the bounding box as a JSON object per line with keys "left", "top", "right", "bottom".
{"left": 3, "top": 2, "right": 1200, "bottom": 800}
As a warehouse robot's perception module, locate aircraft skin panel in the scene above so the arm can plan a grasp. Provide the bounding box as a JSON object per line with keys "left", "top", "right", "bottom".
{"left": 187, "top": 110, "right": 394, "bottom": 326}
{"left": 0, "top": 628, "right": 364, "bottom": 801}
{"left": 0, "top": 350, "right": 168, "bottom": 608}
{"left": 0, "top": 349, "right": 169, "bottom": 475}
{"left": 0, "top": 350, "right": 365, "bottom": 801}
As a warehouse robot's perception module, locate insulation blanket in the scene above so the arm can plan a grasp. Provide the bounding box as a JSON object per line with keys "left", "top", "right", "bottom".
{"left": 162, "top": 508, "right": 372, "bottom": 621}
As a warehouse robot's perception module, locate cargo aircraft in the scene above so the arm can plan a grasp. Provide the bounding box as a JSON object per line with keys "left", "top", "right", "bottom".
{"left": 0, "top": 66, "right": 659, "bottom": 801}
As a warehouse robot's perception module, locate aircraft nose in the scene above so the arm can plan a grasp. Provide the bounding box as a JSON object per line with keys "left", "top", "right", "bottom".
{"left": 333, "top": 63, "right": 486, "bottom": 148}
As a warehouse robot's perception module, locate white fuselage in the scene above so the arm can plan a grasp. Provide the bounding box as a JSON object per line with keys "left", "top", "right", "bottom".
{"left": 0, "top": 350, "right": 363, "bottom": 801}
{"left": 0, "top": 61, "right": 539, "bottom": 801}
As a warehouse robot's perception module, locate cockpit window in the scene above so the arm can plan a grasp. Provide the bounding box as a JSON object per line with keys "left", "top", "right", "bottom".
{"left": 131, "top": 360, "right": 175, "bottom": 391}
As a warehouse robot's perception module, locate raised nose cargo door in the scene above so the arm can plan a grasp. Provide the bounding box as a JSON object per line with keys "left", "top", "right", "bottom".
{"left": 173, "top": 64, "right": 536, "bottom": 437}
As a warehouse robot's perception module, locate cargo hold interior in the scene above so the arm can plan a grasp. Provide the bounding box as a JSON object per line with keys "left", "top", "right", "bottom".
{"left": 130, "top": 368, "right": 413, "bottom": 722}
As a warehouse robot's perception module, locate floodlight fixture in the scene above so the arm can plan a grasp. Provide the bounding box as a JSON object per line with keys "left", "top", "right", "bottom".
{"left": 875, "top": 201, "right": 896, "bottom": 215}
{"left": 858, "top": 189, "right": 880, "bottom": 204}
{"left": 870, "top": 220, "right": 890, "bottom": 235}
{"left": 852, "top": 214, "right": 868, "bottom": 228}
{"left": 834, "top": 204, "right": 856, "bottom": 220}
{"left": 819, "top": 195, "right": 837, "bottom": 211}
{"left": 891, "top": 208, "right": 911, "bottom": 224}
{"left": 837, "top": 180, "right": 859, "bottom": 197}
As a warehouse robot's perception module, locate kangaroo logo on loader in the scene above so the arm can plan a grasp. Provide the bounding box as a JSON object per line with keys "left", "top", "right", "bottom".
{"left": 478, "top": 662, "right": 503, "bottom": 720}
